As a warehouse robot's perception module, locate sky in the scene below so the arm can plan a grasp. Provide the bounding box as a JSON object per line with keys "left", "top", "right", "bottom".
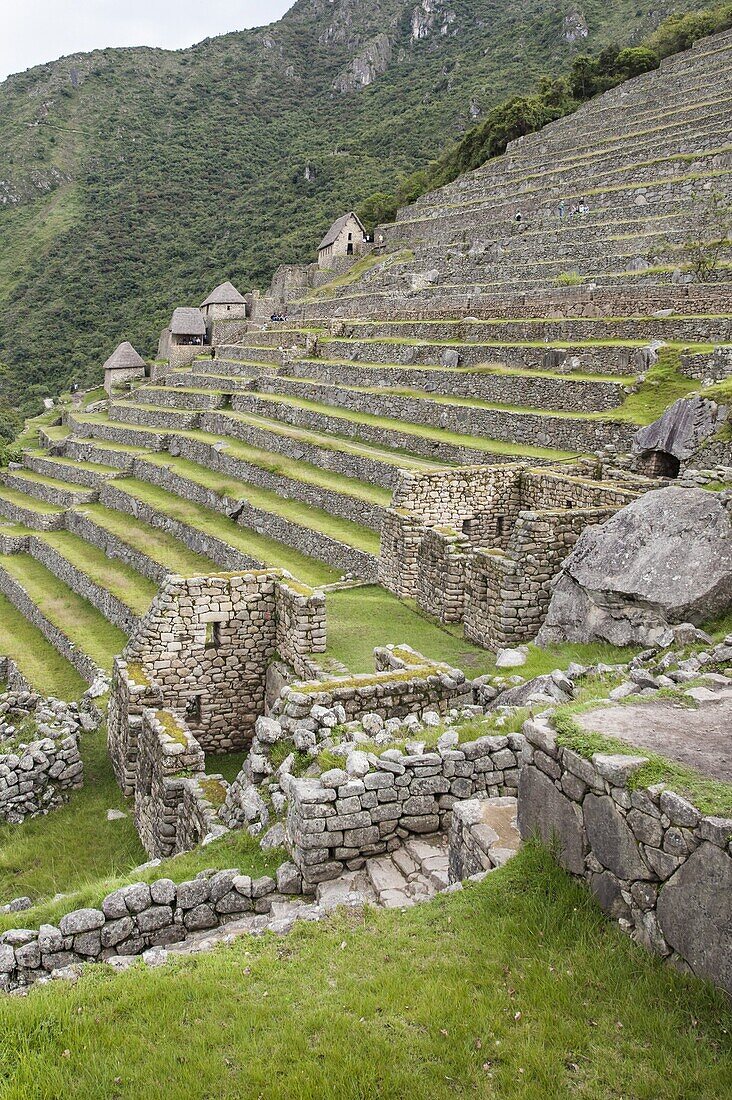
{"left": 1, "top": 0, "right": 294, "bottom": 83}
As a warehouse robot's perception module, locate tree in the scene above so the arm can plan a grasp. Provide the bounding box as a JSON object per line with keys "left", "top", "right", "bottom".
{"left": 680, "top": 191, "right": 732, "bottom": 282}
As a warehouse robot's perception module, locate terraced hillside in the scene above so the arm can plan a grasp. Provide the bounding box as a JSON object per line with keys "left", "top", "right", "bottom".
{"left": 1, "top": 30, "right": 731, "bottom": 703}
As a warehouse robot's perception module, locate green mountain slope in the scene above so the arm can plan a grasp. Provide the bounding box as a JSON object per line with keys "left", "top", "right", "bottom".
{"left": 0, "top": 0, "right": 691, "bottom": 408}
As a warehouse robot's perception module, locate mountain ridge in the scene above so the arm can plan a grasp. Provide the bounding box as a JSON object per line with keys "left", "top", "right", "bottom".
{"left": 0, "top": 0, "right": 692, "bottom": 408}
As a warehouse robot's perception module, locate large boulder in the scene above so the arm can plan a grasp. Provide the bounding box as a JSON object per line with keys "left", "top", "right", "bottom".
{"left": 537, "top": 488, "right": 732, "bottom": 647}
{"left": 632, "top": 395, "right": 727, "bottom": 467}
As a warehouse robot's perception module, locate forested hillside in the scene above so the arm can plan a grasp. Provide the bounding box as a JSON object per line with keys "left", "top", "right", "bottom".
{"left": 0, "top": 0, "right": 693, "bottom": 409}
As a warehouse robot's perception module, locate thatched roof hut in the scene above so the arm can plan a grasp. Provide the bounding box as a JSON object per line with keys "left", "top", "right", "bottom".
{"left": 200, "top": 281, "right": 246, "bottom": 308}
{"left": 170, "top": 307, "right": 206, "bottom": 338}
{"left": 103, "top": 341, "right": 146, "bottom": 372}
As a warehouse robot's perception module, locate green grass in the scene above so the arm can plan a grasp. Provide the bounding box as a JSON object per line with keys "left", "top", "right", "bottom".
{"left": 0, "top": 844, "right": 730, "bottom": 1099}
{"left": 79, "top": 503, "right": 218, "bottom": 576}
{"left": 39, "top": 531, "right": 158, "bottom": 615}
{"left": 242, "top": 391, "right": 581, "bottom": 461}
{"left": 110, "top": 479, "right": 340, "bottom": 587}
{"left": 603, "top": 347, "right": 701, "bottom": 425}
{"left": 0, "top": 554, "right": 127, "bottom": 671}
{"left": 0, "top": 730, "right": 278, "bottom": 930}
{"left": 554, "top": 712, "right": 732, "bottom": 817}
{"left": 141, "top": 453, "right": 381, "bottom": 555}
{"left": 324, "top": 586, "right": 641, "bottom": 676}
{"left": 0, "top": 592, "right": 85, "bottom": 698}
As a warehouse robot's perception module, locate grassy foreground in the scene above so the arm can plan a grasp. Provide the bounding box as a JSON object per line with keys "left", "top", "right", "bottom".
{"left": 0, "top": 844, "right": 729, "bottom": 1100}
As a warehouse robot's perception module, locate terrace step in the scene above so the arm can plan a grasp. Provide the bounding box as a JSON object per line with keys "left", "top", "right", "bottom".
{"left": 0, "top": 552, "right": 127, "bottom": 679}
{"left": 23, "top": 450, "right": 120, "bottom": 488}
{"left": 226, "top": 389, "right": 594, "bottom": 465}
{"left": 114, "top": 451, "right": 381, "bottom": 579}
{"left": 0, "top": 485, "right": 65, "bottom": 530}
{"left": 249, "top": 374, "right": 637, "bottom": 454}
{"left": 3, "top": 469, "right": 97, "bottom": 508}
{"left": 97, "top": 478, "right": 342, "bottom": 589}
{"left": 285, "top": 357, "right": 631, "bottom": 412}
{"left": 0, "top": 589, "right": 86, "bottom": 699}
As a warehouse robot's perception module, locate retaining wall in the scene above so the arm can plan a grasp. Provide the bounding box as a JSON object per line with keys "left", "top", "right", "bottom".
{"left": 285, "top": 733, "right": 523, "bottom": 891}
{"left": 519, "top": 718, "right": 732, "bottom": 996}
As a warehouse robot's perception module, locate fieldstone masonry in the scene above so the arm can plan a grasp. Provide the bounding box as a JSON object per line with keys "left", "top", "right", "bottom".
{"left": 519, "top": 717, "right": 732, "bottom": 996}
{"left": 379, "top": 461, "right": 653, "bottom": 648}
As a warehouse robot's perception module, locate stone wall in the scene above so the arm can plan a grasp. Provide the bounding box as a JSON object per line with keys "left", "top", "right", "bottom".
{"left": 286, "top": 359, "right": 626, "bottom": 413}
{"left": 285, "top": 731, "right": 523, "bottom": 891}
{"left": 200, "top": 411, "right": 402, "bottom": 490}
{"left": 134, "top": 708, "right": 207, "bottom": 858}
{"left": 251, "top": 376, "right": 637, "bottom": 454}
{"left": 116, "top": 572, "right": 325, "bottom": 757}
{"left": 379, "top": 462, "right": 642, "bottom": 647}
{"left": 415, "top": 526, "right": 470, "bottom": 624}
{"left": 273, "top": 646, "right": 469, "bottom": 738}
{"left": 519, "top": 717, "right": 732, "bottom": 996}
{"left": 463, "top": 506, "right": 616, "bottom": 648}
{"left": 171, "top": 434, "right": 386, "bottom": 533}
{"left": 0, "top": 564, "right": 101, "bottom": 684}
{"left": 0, "top": 730, "right": 82, "bottom": 823}
{"left": 0, "top": 862, "right": 286, "bottom": 992}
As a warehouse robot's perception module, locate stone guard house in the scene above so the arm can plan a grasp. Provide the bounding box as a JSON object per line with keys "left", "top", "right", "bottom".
{"left": 102, "top": 341, "right": 147, "bottom": 396}
{"left": 158, "top": 307, "right": 208, "bottom": 369}
{"left": 200, "top": 281, "right": 247, "bottom": 342}
{"left": 318, "top": 212, "right": 367, "bottom": 270}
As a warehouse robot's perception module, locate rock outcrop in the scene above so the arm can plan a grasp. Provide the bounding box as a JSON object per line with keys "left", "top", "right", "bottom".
{"left": 537, "top": 487, "right": 732, "bottom": 646}
{"left": 632, "top": 395, "right": 728, "bottom": 470}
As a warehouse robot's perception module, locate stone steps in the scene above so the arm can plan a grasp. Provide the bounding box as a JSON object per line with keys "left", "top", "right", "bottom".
{"left": 316, "top": 832, "right": 451, "bottom": 910}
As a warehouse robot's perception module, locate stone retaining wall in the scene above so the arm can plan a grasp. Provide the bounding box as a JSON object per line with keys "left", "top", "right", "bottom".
{"left": 99, "top": 483, "right": 259, "bottom": 572}
{"left": 129, "top": 456, "right": 379, "bottom": 583}
{"left": 285, "top": 733, "right": 523, "bottom": 891}
{"left": 519, "top": 718, "right": 732, "bottom": 996}
{"left": 200, "top": 411, "right": 402, "bottom": 490}
{"left": 26, "top": 537, "right": 140, "bottom": 635}
{"left": 0, "top": 565, "right": 101, "bottom": 684}
{"left": 64, "top": 512, "right": 169, "bottom": 585}
{"left": 287, "top": 359, "right": 626, "bottom": 413}
{"left": 172, "top": 434, "right": 387, "bottom": 533}
{"left": 228, "top": 394, "right": 518, "bottom": 467}
{"left": 251, "top": 376, "right": 637, "bottom": 454}
{"left": 0, "top": 657, "right": 30, "bottom": 693}
{"left": 0, "top": 496, "right": 64, "bottom": 531}
{"left": 3, "top": 470, "right": 94, "bottom": 508}
{"left": 0, "top": 863, "right": 285, "bottom": 992}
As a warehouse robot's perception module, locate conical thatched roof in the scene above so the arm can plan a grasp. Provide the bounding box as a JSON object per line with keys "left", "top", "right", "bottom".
{"left": 103, "top": 341, "right": 146, "bottom": 372}
{"left": 170, "top": 307, "right": 206, "bottom": 336}
{"left": 318, "top": 211, "right": 366, "bottom": 251}
{"left": 200, "top": 281, "right": 246, "bottom": 308}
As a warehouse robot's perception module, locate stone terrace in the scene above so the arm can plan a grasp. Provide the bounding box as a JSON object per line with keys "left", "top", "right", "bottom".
{"left": 1, "top": 32, "right": 731, "bottom": 692}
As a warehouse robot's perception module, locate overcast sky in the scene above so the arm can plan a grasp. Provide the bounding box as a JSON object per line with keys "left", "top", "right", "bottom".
{"left": 1, "top": 1, "right": 294, "bottom": 83}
